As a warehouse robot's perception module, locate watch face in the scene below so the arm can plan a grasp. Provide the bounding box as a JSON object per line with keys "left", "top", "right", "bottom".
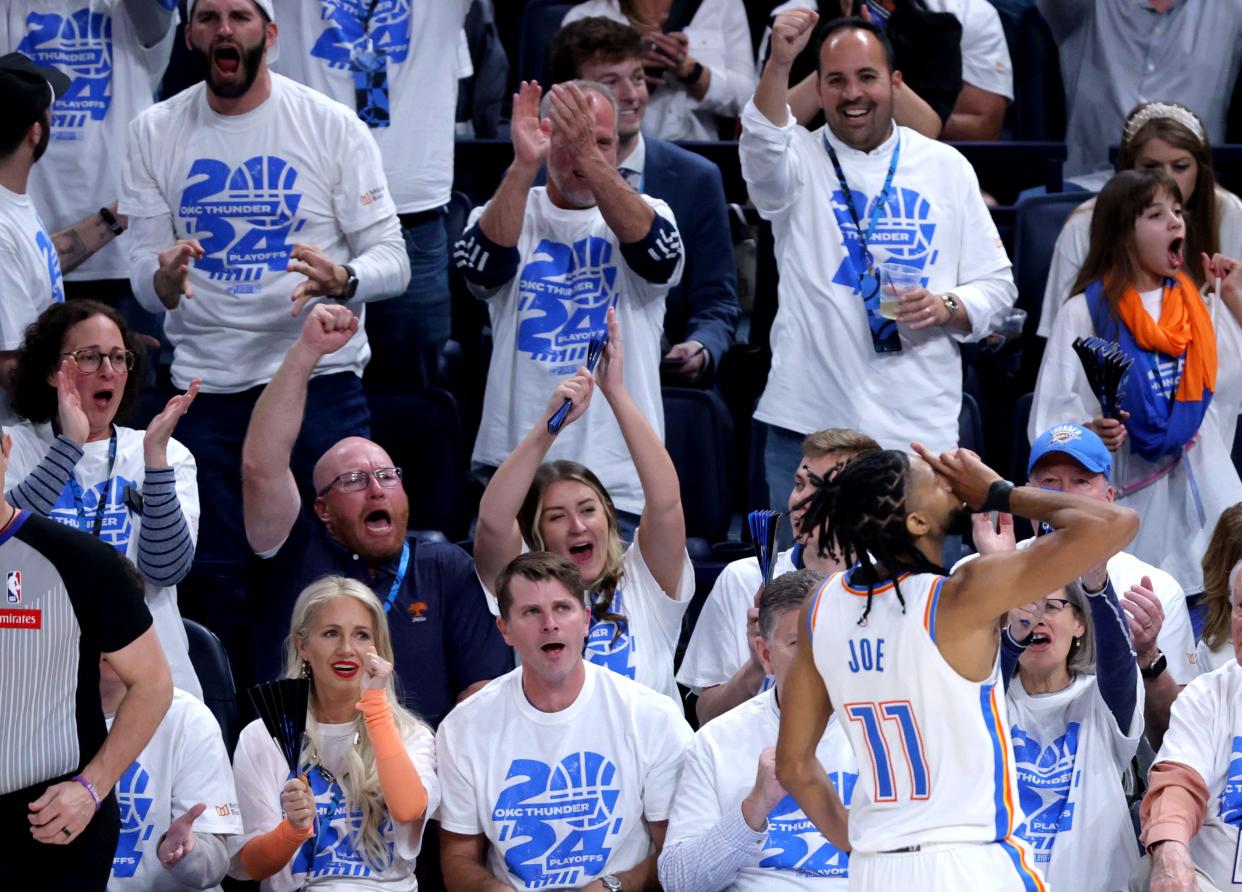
{"left": 601, "top": 877, "right": 623, "bottom": 891}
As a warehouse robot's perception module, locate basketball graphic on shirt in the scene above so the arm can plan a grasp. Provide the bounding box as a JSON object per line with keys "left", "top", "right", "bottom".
{"left": 16, "top": 10, "right": 114, "bottom": 137}
{"left": 760, "top": 777, "right": 856, "bottom": 878}
{"left": 517, "top": 236, "right": 619, "bottom": 374}
{"left": 48, "top": 474, "right": 137, "bottom": 557}
{"left": 830, "top": 185, "right": 936, "bottom": 296}
{"left": 585, "top": 592, "right": 636, "bottom": 680}
{"left": 312, "top": 0, "right": 413, "bottom": 69}
{"left": 492, "top": 753, "right": 622, "bottom": 885}
{"left": 548, "top": 751, "right": 618, "bottom": 830}
{"left": 1011, "top": 722, "right": 1082, "bottom": 865}
{"left": 227, "top": 156, "right": 302, "bottom": 227}
{"left": 113, "top": 761, "right": 155, "bottom": 878}
{"left": 178, "top": 156, "right": 305, "bottom": 283}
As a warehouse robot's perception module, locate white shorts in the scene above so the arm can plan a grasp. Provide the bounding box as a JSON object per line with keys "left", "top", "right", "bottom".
{"left": 850, "top": 839, "right": 1049, "bottom": 891}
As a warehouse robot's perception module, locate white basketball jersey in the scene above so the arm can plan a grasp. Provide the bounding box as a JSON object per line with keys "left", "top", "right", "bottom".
{"left": 808, "top": 567, "right": 1046, "bottom": 888}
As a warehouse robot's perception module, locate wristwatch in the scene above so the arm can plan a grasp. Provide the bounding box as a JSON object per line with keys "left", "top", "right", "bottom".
{"left": 939, "top": 292, "right": 961, "bottom": 321}
{"left": 1140, "top": 650, "right": 1168, "bottom": 680}
{"left": 335, "top": 263, "right": 359, "bottom": 301}
{"left": 678, "top": 61, "right": 704, "bottom": 85}
{"left": 600, "top": 876, "right": 623, "bottom": 891}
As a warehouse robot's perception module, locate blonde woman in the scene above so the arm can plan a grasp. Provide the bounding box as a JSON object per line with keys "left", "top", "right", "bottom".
{"left": 228, "top": 577, "right": 437, "bottom": 890}
{"left": 474, "top": 308, "right": 693, "bottom": 701}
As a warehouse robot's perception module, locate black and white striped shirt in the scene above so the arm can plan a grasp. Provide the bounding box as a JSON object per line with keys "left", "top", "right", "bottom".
{"left": 0, "top": 511, "right": 151, "bottom": 797}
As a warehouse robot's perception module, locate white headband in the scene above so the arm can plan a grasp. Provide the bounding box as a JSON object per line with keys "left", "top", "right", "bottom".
{"left": 1123, "top": 102, "right": 1207, "bottom": 146}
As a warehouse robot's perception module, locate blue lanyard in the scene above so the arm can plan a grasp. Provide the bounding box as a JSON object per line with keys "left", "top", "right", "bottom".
{"left": 822, "top": 131, "right": 902, "bottom": 285}
{"left": 66, "top": 426, "right": 118, "bottom": 538}
{"left": 382, "top": 541, "right": 410, "bottom": 614}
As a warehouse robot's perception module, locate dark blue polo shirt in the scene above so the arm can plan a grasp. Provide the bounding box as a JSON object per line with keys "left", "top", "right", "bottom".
{"left": 253, "top": 510, "right": 513, "bottom": 727}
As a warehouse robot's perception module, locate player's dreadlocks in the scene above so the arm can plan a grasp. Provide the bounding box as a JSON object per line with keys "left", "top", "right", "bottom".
{"left": 799, "top": 449, "right": 946, "bottom": 625}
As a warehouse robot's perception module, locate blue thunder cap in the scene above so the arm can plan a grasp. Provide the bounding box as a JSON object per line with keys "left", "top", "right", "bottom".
{"left": 1027, "top": 423, "right": 1112, "bottom": 483}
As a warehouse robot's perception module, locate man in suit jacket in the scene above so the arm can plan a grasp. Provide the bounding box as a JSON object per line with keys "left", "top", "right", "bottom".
{"left": 550, "top": 16, "right": 739, "bottom": 385}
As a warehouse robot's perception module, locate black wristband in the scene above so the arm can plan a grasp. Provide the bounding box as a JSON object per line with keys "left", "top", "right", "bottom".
{"left": 981, "top": 480, "right": 1015, "bottom": 513}
{"left": 678, "top": 61, "right": 704, "bottom": 85}
{"left": 99, "top": 206, "right": 124, "bottom": 236}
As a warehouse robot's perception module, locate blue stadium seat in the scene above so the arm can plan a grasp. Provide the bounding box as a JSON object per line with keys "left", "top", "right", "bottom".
{"left": 662, "top": 387, "right": 734, "bottom": 547}
{"left": 958, "top": 391, "right": 985, "bottom": 461}
{"left": 1013, "top": 192, "right": 1093, "bottom": 330}
{"left": 517, "top": 0, "right": 579, "bottom": 86}
{"left": 183, "top": 617, "right": 240, "bottom": 755}
{"left": 365, "top": 388, "right": 474, "bottom": 542}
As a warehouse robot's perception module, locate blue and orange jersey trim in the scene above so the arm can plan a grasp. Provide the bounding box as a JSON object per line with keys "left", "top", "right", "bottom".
{"left": 806, "top": 572, "right": 840, "bottom": 640}
{"left": 979, "top": 682, "right": 1047, "bottom": 892}
{"left": 922, "top": 577, "right": 947, "bottom": 642}
{"left": 841, "top": 567, "right": 911, "bottom": 598}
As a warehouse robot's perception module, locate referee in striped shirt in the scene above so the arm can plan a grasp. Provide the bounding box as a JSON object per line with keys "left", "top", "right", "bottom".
{"left": 0, "top": 430, "right": 172, "bottom": 889}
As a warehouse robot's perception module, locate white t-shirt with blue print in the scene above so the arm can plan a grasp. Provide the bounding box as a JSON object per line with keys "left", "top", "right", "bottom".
{"left": 1006, "top": 672, "right": 1143, "bottom": 891}
{"left": 0, "top": 185, "right": 63, "bottom": 422}
{"left": 436, "top": 662, "right": 693, "bottom": 891}
{"left": 230, "top": 714, "right": 438, "bottom": 891}
{"left": 664, "top": 687, "right": 855, "bottom": 889}
{"left": 106, "top": 689, "right": 242, "bottom": 892}
{"left": 1156, "top": 658, "right": 1242, "bottom": 890}
{"left": 2, "top": 0, "right": 177, "bottom": 281}
{"left": 583, "top": 540, "right": 693, "bottom": 702}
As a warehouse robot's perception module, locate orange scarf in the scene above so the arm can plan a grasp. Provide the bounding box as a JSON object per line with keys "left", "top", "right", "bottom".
{"left": 1112, "top": 272, "right": 1217, "bottom": 402}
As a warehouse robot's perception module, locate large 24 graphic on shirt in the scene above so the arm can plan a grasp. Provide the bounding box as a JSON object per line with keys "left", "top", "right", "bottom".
{"left": 178, "top": 156, "right": 305, "bottom": 292}
{"left": 517, "top": 237, "right": 618, "bottom": 375}
{"left": 17, "top": 9, "right": 112, "bottom": 140}
{"left": 491, "top": 753, "right": 622, "bottom": 887}
{"left": 1011, "top": 722, "right": 1080, "bottom": 865}
{"left": 760, "top": 770, "right": 857, "bottom": 877}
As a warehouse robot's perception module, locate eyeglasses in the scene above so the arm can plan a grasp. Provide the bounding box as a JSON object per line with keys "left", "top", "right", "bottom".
{"left": 1043, "top": 597, "right": 1073, "bottom": 615}
{"left": 61, "top": 348, "right": 135, "bottom": 374}
{"left": 317, "top": 467, "right": 402, "bottom": 497}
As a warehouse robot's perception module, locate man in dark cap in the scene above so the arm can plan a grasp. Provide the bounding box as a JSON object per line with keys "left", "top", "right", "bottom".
{"left": 0, "top": 52, "right": 132, "bottom": 421}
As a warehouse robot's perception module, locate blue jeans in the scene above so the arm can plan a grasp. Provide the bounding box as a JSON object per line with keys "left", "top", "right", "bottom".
{"left": 760, "top": 421, "right": 804, "bottom": 550}
{"left": 177, "top": 371, "right": 371, "bottom": 568}
{"left": 365, "top": 211, "right": 450, "bottom": 391}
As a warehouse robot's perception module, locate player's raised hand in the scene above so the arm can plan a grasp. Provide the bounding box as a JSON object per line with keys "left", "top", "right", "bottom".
{"left": 769, "top": 9, "right": 820, "bottom": 67}
{"left": 511, "top": 80, "right": 550, "bottom": 172}
{"left": 910, "top": 443, "right": 1002, "bottom": 510}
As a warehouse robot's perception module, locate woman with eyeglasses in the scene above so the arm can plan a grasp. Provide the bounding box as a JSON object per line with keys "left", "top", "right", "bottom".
{"left": 3, "top": 299, "right": 202, "bottom": 696}
{"left": 998, "top": 581, "right": 1144, "bottom": 891}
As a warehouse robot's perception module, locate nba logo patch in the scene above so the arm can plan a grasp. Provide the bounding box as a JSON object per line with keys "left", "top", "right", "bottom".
{"left": 6, "top": 571, "right": 20, "bottom": 604}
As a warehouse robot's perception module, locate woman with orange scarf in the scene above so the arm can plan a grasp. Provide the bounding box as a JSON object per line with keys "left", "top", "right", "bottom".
{"left": 1032, "top": 169, "right": 1242, "bottom": 595}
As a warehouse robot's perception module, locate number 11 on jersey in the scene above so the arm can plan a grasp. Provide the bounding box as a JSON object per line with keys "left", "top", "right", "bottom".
{"left": 844, "top": 700, "right": 931, "bottom": 802}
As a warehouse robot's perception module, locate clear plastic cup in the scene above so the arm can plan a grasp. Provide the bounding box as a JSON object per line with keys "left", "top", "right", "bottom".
{"left": 878, "top": 261, "right": 923, "bottom": 320}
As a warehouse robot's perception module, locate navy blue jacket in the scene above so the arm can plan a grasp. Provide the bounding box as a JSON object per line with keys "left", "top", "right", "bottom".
{"left": 643, "top": 138, "right": 739, "bottom": 371}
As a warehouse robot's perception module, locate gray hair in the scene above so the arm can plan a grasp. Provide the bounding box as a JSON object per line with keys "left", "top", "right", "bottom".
{"left": 759, "top": 569, "right": 823, "bottom": 640}
{"left": 1229, "top": 559, "right": 1242, "bottom": 606}
{"left": 1063, "top": 583, "right": 1097, "bottom": 676}
{"left": 539, "top": 79, "right": 619, "bottom": 135}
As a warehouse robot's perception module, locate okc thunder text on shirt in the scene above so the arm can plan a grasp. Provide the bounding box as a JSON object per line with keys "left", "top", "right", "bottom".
{"left": 436, "top": 662, "right": 693, "bottom": 890}
{"left": 2, "top": 0, "right": 177, "bottom": 281}
{"left": 119, "top": 72, "right": 404, "bottom": 393}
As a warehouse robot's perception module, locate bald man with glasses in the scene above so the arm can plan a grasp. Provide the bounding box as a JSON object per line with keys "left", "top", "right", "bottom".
{"left": 241, "top": 302, "right": 512, "bottom": 723}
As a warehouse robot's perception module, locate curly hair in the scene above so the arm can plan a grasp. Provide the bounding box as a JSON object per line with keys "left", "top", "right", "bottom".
{"left": 798, "top": 449, "right": 945, "bottom": 625}
{"left": 11, "top": 300, "right": 144, "bottom": 425}
{"left": 517, "top": 460, "right": 628, "bottom": 638}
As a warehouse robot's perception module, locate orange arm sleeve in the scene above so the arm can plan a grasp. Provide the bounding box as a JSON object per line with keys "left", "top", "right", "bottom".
{"left": 1141, "top": 761, "right": 1210, "bottom": 848}
{"left": 356, "top": 688, "right": 429, "bottom": 823}
{"left": 237, "top": 818, "right": 314, "bottom": 881}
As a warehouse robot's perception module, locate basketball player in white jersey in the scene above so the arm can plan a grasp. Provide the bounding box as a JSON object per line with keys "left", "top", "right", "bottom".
{"left": 775, "top": 445, "right": 1139, "bottom": 890}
